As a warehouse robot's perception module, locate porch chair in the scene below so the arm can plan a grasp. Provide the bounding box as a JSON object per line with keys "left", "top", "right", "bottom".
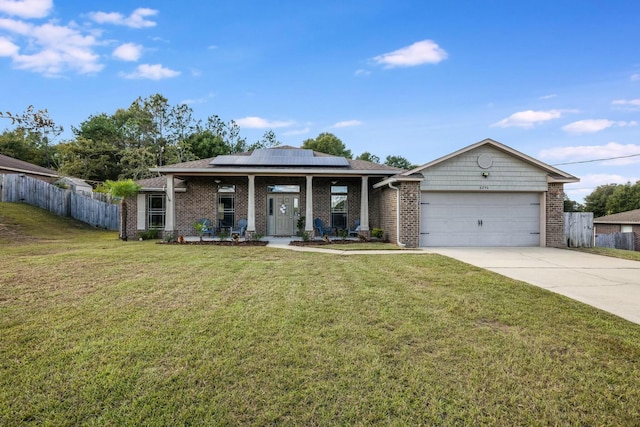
{"left": 314, "top": 218, "right": 333, "bottom": 237}
{"left": 348, "top": 218, "right": 361, "bottom": 237}
{"left": 196, "top": 218, "right": 215, "bottom": 237}
{"left": 230, "top": 218, "right": 247, "bottom": 237}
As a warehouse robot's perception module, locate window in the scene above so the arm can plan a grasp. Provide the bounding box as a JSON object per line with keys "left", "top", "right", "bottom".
{"left": 217, "top": 184, "right": 235, "bottom": 228}
{"left": 147, "top": 194, "right": 165, "bottom": 229}
{"left": 622, "top": 225, "right": 633, "bottom": 233}
{"left": 331, "top": 186, "right": 348, "bottom": 229}
{"left": 268, "top": 184, "right": 300, "bottom": 193}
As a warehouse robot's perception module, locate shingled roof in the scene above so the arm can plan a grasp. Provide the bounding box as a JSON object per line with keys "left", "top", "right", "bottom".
{"left": 151, "top": 147, "right": 403, "bottom": 175}
{"left": 0, "top": 154, "right": 58, "bottom": 177}
{"left": 594, "top": 209, "right": 640, "bottom": 224}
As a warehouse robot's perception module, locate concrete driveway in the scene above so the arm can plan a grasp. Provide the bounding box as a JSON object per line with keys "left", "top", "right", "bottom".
{"left": 424, "top": 247, "right": 640, "bottom": 325}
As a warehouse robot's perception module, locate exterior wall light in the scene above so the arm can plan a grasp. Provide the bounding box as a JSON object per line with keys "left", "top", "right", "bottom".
{"left": 481, "top": 172, "right": 490, "bottom": 178}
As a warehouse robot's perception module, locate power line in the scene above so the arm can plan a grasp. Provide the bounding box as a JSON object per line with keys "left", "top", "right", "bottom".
{"left": 552, "top": 153, "right": 640, "bottom": 166}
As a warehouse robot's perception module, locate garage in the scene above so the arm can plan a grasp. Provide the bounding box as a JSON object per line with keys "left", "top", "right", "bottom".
{"left": 420, "top": 192, "right": 541, "bottom": 247}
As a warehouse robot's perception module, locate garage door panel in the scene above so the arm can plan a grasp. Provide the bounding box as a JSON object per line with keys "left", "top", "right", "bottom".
{"left": 420, "top": 192, "right": 540, "bottom": 247}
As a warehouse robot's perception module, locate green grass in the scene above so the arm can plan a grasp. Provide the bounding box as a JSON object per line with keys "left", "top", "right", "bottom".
{"left": 573, "top": 246, "right": 640, "bottom": 261}
{"left": 2, "top": 202, "right": 640, "bottom": 425}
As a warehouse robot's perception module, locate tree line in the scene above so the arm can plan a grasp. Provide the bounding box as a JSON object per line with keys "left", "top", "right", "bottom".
{"left": 1, "top": 93, "right": 416, "bottom": 184}
{"left": 566, "top": 181, "right": 640, "bottom": 217}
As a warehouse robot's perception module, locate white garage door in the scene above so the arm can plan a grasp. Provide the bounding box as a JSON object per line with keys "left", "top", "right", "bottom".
{"left": 420, "top": 192, "right": 541, "bottom": 247}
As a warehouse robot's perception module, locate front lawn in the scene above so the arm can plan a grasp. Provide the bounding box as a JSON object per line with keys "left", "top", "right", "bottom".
{"left": 2, "top": 203, "right": 640, "bottom": 425}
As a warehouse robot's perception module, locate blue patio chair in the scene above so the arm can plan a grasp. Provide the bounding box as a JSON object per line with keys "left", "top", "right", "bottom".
{"left": 314, "top": 218, "right": 333, "bottom": 237}
{"left": 348, "top": 218, "right": 361, "bottom": 237}
{"left": 196, "top": 218, "right": 215, "bottom": 237}
{"left": 230, "top": 218, "right": 247, "bottom": 237}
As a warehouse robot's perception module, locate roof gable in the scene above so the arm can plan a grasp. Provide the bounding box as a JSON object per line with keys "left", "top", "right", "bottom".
{"left": 402, "top": 138, "right": 579, "bottom": 183}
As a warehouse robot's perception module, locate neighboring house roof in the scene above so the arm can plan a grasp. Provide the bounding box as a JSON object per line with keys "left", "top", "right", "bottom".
{"left": 150, "top": 147, "right": 403, "bottom": 176}
{"left": 400, "top": 138, "right": 579, "bottom": 183}
{"left": 0, "top": 154, "right": 58, "bottom": 178}
{"left": 594, "top": 209, "right": 640, "bottom": 224}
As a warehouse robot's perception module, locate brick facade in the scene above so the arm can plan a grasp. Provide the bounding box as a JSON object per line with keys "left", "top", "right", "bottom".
{"left": 371, "top": 180, "right": 420, "bottom": 248}
{"left": 545, "top": 182, "right": 566, "bottom": 247}
{"left": 129, "top": 175, "right": 374, "bottom": 239}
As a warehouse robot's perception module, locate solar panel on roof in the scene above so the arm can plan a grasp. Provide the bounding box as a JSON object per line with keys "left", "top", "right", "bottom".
{"left": 210, "top": 149, "right": 349, "bottom": 167}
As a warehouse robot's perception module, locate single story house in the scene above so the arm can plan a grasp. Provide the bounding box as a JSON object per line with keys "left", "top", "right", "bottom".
{"left": 0, "top": 154, "right": 58, "bottom": 182}
{"left": 127, "top": 138, "right": 579, "bottom": 248}
{"left": 594, "top": 209, "right": 640, "bottom": 251}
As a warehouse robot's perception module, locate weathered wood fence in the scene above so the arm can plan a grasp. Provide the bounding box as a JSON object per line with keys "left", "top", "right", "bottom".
{"left": 595, "top": 232, "right": 635, "bottom": 251}
{"left": 563, "top": 212, "right": 594, "bottom": 248}
{"left": 0, "top": 174, "right": 119, "bottom": 230}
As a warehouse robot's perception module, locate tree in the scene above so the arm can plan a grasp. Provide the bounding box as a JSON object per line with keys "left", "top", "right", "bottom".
{"left": 0, "top": 106, "right": 63, "bottom": 168}
{"left": 356, "top": 151, "right": 380, "bottom": 164}
{"left": 583, "top": 184, "right": 619, "bottom": 217}
{"left": 105, "top": 179, "right": 141, "bottom": 241}
{"left": 564, "top": 195, "right": 584, "bottom": 212}
{"left": 605, "top": 181, "right": 640, "bottom": 215}
{"left": 301, "top": 133, "right": 352, "bottom": 158}
{"left": 384, "top": 155, "right": 415, "bottom": 170}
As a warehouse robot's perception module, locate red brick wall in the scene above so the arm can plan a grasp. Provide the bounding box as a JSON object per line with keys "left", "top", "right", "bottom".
{"left": 546, "top": 182, "right": 565, "bottom": 247}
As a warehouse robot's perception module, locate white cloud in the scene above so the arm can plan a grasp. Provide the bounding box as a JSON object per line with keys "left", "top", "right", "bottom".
{"left": 0, "top": 18, "right": 103, "bottom": 75}
{"left": 112, "top": 42, "right": 142, "bottom": 61}
{"left": 372, "top": 39, "right": 448, "bottom": 68}
{"left": 492, "top": 109, "right": 575, "bottom": 128}
{"left": 88, "top": 8, "right": 158, "bottom": 29}
{"left": 120, "top": 63, "right": 180, "bottom": 80}
{"left": 0, "top": 36, "right": 19, "bottom": 56}
{"left": 611, "top": 98, "right": 640, "bottom": 107}
{"left": 354, "top": 69, "right": 370, "bottom": 77}
{"left": 0, "top": 0, "right": 52, "bottom": 18}
{"left": 538, "top": 94, "right": 557, "bottom": 100}
{"left": 234, "top": 116, "right": 294, "bottom": 129}
{"left": 562, "top": 119, "right": 614, "bottom": 134}
{"left": 631, "top": 73, "right": 640, "bottom": 81}
{"left": 283, "top": 127, "right": 310, "bottom": 136}
{"left": 539, "top": 142, "right": 640, "bottom": 166}
{"left": 332, "top": 120, "right": 362, "bottom": 128}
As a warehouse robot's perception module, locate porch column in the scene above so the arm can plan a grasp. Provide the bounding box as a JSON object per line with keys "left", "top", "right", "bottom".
{"left": 305, "top": 175, "right": 314, "bottom": 232}
{"left": 164, "top": 174, "right": 176, "bottom": 233}
{"left": 247, "top": 174, "right": 256, "bottom": 232}
{"left": 360, "top": 176, "right": 370, "bottom": 231}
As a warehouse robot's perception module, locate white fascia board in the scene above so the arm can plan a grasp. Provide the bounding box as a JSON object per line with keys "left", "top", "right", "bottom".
{"left": 3, "top": 167, "right": 58, "bottom": 178}
{"left": 372, "top": 176, "right": 423, "bottom": 189}
{"left": 148, "top": 167, "right": 399, "bottom": 176}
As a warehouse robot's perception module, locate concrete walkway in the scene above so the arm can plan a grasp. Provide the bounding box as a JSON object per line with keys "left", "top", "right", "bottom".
{"left": 424, "top": 247, "right": 640, "bottom": 325}
{"left": 264, "top": 237, "right": 425, "bottom": 255}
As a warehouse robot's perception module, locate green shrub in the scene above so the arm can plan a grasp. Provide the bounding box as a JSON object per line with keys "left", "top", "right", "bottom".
{"left": 137, "top": 229, "right": 160, "bottom": 240}
{"left": 371, "top": 228, "right": 384, "bottom": 239}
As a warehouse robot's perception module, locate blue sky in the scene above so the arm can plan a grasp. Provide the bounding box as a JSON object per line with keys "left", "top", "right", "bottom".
{"left": 1, "top": 0, "right": 639, "bottom": 202}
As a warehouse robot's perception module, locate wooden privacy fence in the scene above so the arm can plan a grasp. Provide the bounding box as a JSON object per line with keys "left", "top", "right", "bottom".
{"left": 0, "top": 174, "right": 119, "bottom": 230}
{"left": 595, "top": 232, "right": 635, "bottom": 251}
{"left": 563, "top": 212, "right": 594, "bottom": 248}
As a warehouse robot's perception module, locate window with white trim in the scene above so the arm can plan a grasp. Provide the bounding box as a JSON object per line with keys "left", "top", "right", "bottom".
{"left": 217, "top": 184, "right": 235, "bottom": 228}
{"left": 147, "top": 194, "right": 165, "bottom": 229}
{"left": 331, "top": 185, "right": 348, "bottom": 229}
